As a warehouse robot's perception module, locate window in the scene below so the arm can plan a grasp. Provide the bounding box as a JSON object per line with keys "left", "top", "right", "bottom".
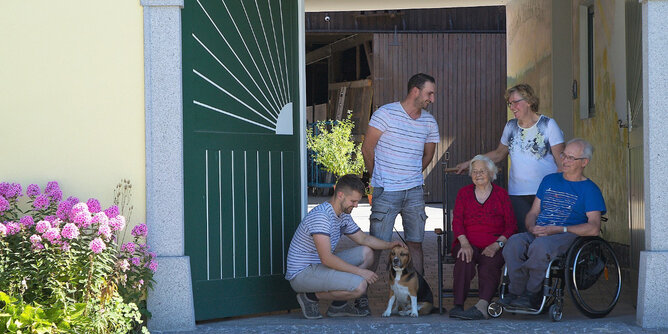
{"left": 579, "top": 4, "right": 595, "bottom": 119}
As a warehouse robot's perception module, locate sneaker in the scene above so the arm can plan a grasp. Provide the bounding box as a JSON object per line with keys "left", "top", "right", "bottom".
{"left": 496, "top": 293, "right": 519, "bottom": 307}
{"left": 326, "top": 302, "right": 370, "bottom": 317}
{"left": 457, "top": 306, "right": 486, "bottom": 320}
{"left": 449, "top": 305, "right": 465, "bottom": 319}
{"left": 296, "top": 293, "right": 322, "bottom": 319}
{"left": 354, "top": 296, "right": 371, "bottom": 316}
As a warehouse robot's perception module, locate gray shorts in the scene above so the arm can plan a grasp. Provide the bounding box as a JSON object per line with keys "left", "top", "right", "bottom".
{"left": 369, "top": 186, "right": 427, "bottom": 243}
{"left": 289, "top": 246, "right": 366, "bottom": 293}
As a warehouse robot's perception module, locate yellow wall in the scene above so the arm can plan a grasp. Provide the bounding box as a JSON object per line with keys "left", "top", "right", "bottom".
{"left": 0, "top": 1, "right": 146, "bottom": 226}
{"left": 506, "top": 0, "right": 629, "bottom": 244}
{"left": 570, "top": 0, "right": 628, "bottom": 244}
{"left": 506, "top": 0, "right": 554, "bottom": 118}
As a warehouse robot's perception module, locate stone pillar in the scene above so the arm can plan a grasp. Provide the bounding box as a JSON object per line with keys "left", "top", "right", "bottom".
{"left": 638, "top": 0, "right": 668, "bottom": 329}
{"left": 141, "top": 0, "right": 196, "bottom": 332}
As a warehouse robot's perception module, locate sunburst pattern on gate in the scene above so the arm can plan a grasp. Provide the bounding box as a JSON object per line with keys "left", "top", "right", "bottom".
{"left": 191, "top": 0, "right": 293, "bottom": 135}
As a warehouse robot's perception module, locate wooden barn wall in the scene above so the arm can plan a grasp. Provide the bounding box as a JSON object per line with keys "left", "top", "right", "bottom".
{"left": 373, "top": 33, "right": 507, "bottom": 203}
{"left": 306, "top": 7, "right": 506, "bottom": 32}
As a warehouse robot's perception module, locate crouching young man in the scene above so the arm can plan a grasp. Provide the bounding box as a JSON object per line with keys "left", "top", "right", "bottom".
{"left": 285, "top": 174, "right": 405, "bottom": 319}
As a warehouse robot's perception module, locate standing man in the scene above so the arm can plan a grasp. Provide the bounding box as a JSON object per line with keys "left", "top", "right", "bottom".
{"left": 286, "top": 174, "right": 404, "bottom": 319}
{"left": 499, "top": 139, "right": 606, "bottom": 310}
{"left": 361, "top": 73, "right": 440, "bottom": 275}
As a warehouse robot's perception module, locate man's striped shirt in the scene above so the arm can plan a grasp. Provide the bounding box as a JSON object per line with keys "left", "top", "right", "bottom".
{"left": 285, "top": 202, "right": 361, "bottom": 280}
{"left": 369, "top": 102, "right": 440, "bottom": 191}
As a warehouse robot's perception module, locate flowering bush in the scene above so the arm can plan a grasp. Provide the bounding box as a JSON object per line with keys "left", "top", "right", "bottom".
{"left": 0, "top": 181, "right": 155, "bottom": 333}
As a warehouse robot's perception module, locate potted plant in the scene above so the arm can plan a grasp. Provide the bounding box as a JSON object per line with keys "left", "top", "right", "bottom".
{"left": 306, "top": 111, "right": 366, "bottom": 181}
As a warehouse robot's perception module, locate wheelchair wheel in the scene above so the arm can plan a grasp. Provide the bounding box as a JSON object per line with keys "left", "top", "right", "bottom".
{"left": 564, "top": 237, "right": 622, "bottom": 318}
{"left": 487, "top": 302, "right": 503, "bottom": 318}
{"left": 549, "top": 304, "right": 563, "bottom": 322}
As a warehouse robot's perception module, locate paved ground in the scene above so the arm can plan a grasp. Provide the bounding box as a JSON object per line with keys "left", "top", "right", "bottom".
{"left": 163, "top": 197, "right": 666, "bottom": 334}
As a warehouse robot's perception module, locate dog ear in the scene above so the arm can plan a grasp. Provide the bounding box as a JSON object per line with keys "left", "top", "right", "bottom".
{"left": 405, "top": 252, "right": 414, "bottom": 274}
{"left": 386, "top": 250, "right": 392, "bottom": 271}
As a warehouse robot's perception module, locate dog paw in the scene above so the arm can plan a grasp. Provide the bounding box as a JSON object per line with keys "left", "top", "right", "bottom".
{"left": 410, "top": 311, "right": 418, "bottom": 317}
{"left": 382, "top": 310, "right": 391, "bottom": 317}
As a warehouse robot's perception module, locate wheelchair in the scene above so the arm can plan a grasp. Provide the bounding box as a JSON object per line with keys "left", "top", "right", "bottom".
{"left": 487, "top": 235, "right": 622, "bottom": 321}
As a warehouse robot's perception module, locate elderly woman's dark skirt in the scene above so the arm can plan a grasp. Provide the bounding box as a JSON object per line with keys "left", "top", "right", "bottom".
{"left": 452, "top": 243, "right": 505, "bottom": 305}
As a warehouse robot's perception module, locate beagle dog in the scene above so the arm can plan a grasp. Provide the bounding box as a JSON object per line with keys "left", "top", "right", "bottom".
{"left": 381, "top": 246, "right": 434, "bottom": 317}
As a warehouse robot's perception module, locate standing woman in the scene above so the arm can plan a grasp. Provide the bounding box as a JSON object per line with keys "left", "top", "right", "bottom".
{"left": 455, "top": 84, "right": 564, "bottom": 232}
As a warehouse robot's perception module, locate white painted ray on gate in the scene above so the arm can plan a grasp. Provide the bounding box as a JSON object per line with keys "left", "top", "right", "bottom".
{"left": 193, "top": 34, "right": 278, "bottom": 120}
{"left": 252, "top": 0, "right": 287, "bottom": 107}
{"left": 194, "top": 100, "right": 275, "bottom": 132}
{"left": 193, "top": 69, "right": 276, "bottom": 127}
{"left": 239, "top": 0, "right": 286, "bottom": 108}
{"left": 278, "top": 0, "right": 291, "bottom": 99}
{"left": 196, "top": 0, "right": 282, "bottom": 115}
{"left": 219, "top": 0, "right": 282, "bottom": 117}
{"left": 267, "top": 0, "right": 289, "bottom": 104}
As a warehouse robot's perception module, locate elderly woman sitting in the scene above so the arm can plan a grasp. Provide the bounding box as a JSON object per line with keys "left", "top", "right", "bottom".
{"left": 449, "top": 155, "right": 517, "bottom": 320}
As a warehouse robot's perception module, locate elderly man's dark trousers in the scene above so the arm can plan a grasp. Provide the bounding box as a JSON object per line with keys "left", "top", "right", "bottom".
{"left": 452, "top": 243, "right": 505, "bottom": 305}
{"left": 502, "top": 232, "right": 578, "bottom": 295}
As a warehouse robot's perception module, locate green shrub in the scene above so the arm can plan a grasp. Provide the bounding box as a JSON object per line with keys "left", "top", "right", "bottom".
{"left": 306, "top": 111, "right": 366, "bottom": 179}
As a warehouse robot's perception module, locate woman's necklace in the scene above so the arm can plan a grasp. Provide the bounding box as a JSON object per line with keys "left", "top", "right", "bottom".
{"left": 475, "top": 185, "right": 492, "bottom": 202}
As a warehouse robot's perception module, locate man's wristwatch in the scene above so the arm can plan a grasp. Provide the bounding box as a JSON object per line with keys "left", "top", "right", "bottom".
{"left": 563, "top": 226, "right": 568, "bottom": 233}
{"left": 496, "top": 240, "right": 504, "bottom": 248}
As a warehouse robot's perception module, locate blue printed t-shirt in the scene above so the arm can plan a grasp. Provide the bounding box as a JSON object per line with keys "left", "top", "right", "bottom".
{"left": 285, "top": 202, "right": 361, "bottom": 280}
{"left": 535, "top": 173, "right": 606, "bottom": 227}
{"left": 368, "top": 102, "right": 440, "bottom": 191}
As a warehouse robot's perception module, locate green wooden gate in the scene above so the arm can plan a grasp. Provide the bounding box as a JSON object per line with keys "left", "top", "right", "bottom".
{"left": 182, "top": 0, "right": 300, "bottom": 320}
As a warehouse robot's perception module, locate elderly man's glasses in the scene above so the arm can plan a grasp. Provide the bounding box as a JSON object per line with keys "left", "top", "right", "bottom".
{"left": 560, "top": 153, "right": 587, "bottom": 161}
{"left": 507, "top": 98, "right": 525, "bottom": 107}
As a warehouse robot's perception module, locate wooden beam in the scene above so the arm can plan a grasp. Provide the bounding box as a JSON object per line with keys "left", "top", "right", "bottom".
{"left": 363, "top": 40, "right": 373, "bottom": 77}
{"left": 306, "top": 33, "right": 373, "bottom": 66}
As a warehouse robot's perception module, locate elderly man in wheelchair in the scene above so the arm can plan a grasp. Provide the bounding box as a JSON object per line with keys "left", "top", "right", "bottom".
{"left": 493, "top": 138, "right": 621, "bottom": 320}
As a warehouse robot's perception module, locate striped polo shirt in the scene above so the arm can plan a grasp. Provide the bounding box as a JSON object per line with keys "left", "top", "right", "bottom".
{"left": 285, "top": 202, "right": 361, "bottom": 280}
{"left": 369, "top": 102, "right": 440, "bottom": 191}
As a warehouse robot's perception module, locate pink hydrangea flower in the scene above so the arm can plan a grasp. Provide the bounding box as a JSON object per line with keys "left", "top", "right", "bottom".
{"left": 104, "top": 205, "right": 119, "bottom": 219}
{"left": 32, "top": 242, "right": 44, "bottom": 250}
{"left": 3, "top": 183, "right": 22, "bottom": 199}
{"left": 91, "top": 212, "right": 109, "bottom": 226}
{"left": 43, "top": 227, "right": 61, "bottom": 243}
{"left": 19, "top": 215, "right": 35, "bottom": 229}
{"left": 98, "top": 223, "right": 112, "bottom": 240}
{"left": 131, "top": 224, "right": 148, "bottom": 238}
{"left": 35, "top": 220, "right": 51, "bottom": 233}
{"left": 0, "top": 223, "right": 6, "bottom": 236}
{"left": 86, "top": 198, "right": 102, "bottom": 214}
{"left": 44, "top": 215, "right": 57, "bottom": 223}
{"left": 30, "top": 234, "right": 42, "bottom": 244}
{"left": 49, "top": 189, "right": 63, "bottom": 202}
{"left": 130, "top": 257, "right": 141, "bottom": 266}
{"left": 0, "top": 196, "right": 10, "bottom": 213}
{"left": 70, "top": 202, "right": 90, "bottom": 217}
{"left": 148, "top": 260, "right": 158, "bottom": 272}
{"left": 61, "top": 223, "right": 80, "bottom": 240}
{"left": 5, "top": 222, "right": 20, "bottom": 235}
{"left": 0, "top": 183, "right": 9, "bottom": 197}
{"left": 121, "top": 242, "right": 136, "bottom": 254}
{"left": 89, "top": 238, "right": 106, "bottom": 254}
{"left": 26, "top": 184, "right": 41, "bottom": 197}
{"left": 44, "top": 181, "right": 60, "bottom": 196}
{"left": 61, "top": 242, "right": 70, "bottom": 251}
{"left": 50, "top": 218, "right": 63, "bottom": 228}
{"left": 109, "top": 216, "right": 126, "bottom": 231}
{"left": 33, "top": 194, "right": 50, "bottom": 210}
